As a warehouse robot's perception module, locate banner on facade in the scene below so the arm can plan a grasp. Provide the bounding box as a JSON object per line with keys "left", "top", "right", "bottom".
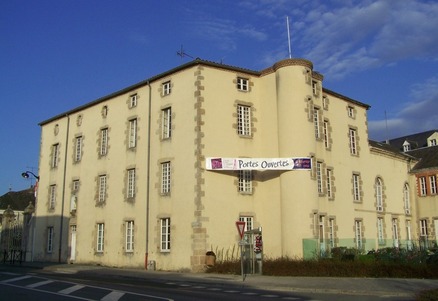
{"left": 205, "top": 157, "right": 312, "bottom": 171}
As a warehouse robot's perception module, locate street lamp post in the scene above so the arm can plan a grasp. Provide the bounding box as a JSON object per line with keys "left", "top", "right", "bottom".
{"left": 21, "top": 171, "right": 39, "bottom": 262}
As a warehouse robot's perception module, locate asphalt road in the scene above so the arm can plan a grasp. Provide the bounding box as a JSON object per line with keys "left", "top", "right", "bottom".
{"left": 0, "top": 263, "right": 437, "bottom": 301}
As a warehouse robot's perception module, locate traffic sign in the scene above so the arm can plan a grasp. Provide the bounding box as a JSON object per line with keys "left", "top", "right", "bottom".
{"left": 236, "top": 221, "right": 245, "bottom": 240}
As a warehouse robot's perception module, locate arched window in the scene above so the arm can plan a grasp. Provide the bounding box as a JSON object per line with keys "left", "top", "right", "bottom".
{"left": 376, "top": 178, "right": 383, "bottom": 212}
{"left": 404, "top": 184, "right": 411, "bottom": 215}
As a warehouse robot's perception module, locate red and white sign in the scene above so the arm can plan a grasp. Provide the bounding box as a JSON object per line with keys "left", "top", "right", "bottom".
{"left": 236, "top": 221, "right": 246, "bottom": 240}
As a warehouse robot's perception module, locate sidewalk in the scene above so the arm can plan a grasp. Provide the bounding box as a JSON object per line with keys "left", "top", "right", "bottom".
{"left": 8, "top": 261, "right": 438, "bottom": 298}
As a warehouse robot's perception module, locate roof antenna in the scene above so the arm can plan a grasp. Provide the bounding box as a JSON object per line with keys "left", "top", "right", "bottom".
{"left": 177, "top": 45, "right": 193, "bottom": 59}
{"left": 286, "top": 16, "right": 292, "bottom": 59}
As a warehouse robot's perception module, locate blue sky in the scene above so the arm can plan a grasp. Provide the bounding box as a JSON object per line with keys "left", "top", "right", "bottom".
{"left": 1, "top": 0, "right": 438, "bottom": 193}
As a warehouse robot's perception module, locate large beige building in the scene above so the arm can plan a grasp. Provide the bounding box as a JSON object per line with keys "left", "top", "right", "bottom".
{"left": 32, "top": 58, "right": 435, "bottom": 271}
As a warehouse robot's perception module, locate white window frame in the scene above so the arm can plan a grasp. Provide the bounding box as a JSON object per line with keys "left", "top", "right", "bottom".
{"left": 323, "top": 119, "right": 329, "bottom": 148}
{"left": 71, "top": 180, "right": 79, "bottom": 211}
{"left": 313, "top": 108, "right": 320, "bottom": 139}
{"left": 377, "top": 217, "right": 385, "bottom": 245}
{"left": 49, "top": 185, "right": 56, "bottom": 209}
{"left": 376, "top": 178, "right": 383, "bottom": 212}
{"left": 125, "top": 220, "right": 134, "bottom": 252}
{"left": 316, "top": 161, "right": 323, "bottom": 194}
{"left": 51, "top": 144, "right": 59, "bottom": 168}
{"left": 430, "top": 175, "right": 437, "bottom": 195}
{"left": 239, "top": 216, "right": 253, "bottom": 232}
{"left": 237, "top": 77, "right": 249, "bottom": 91}
{"left": 419, "top": 177, "right": 427, "bottom": 196}
{"left": 420, "top": 219, "right": 428, "bottom": 237}
{"left": 349, "top": 128, "right": 358, "bottom": 155}
{"left": 312, "top": 80, "right": 318, "bottom": 96}
{"left": 162, "top": 107, "right": 171, "bottom": 139}
{"left": 98, "top": 175, "right": 107, "bottom": 203}
{"left": 74, "top": 136, "right": 82, "bottom": 162}
{"left": 404, "top": 184, "right": 411, "bottom": 215}
{"left": 162, "top": 81, "right": 171, "bottom": 96}
{"left": 347, "top": 106, "right": 355, "bottom": 118}
{"left": 392, "top": 218, "right": 399, "bottom": 248}
{"left": 127, "top": 168, "right": 135, "bottom": 199}
{"left": 161, "top": 162, "right": 171, "bottom": 195}
{"left": 238, "top": 170, "right": 252, "bottom": 194}
{"left": 47, "top": 226, "right": 54, "bottom": 253}
{"left": 97, "top": 223, "right": 104, "bottom": 252}
{"left": 129, "top": 94, "right": 137, "bottom": 108}
{"left": 100, "top": 128, "right": 108, "bottom": 156}
{"left": 160, "top": 218, "right": 171, "bottom": 252}
{"left": 237, "top": 105, "right": 251, "bottom": 136}
{"left": 128, "top": 118, "right": 137, "bottom": 148}
{"left": 329, "top": 218, "right": 335, "bottom": 248}
{"left": 355, "top": 220, "right": 363, "bottom": 249}
{"left": 353, "top": 173, "right": 361, "bottom": 202}
{"left": 326, "top": 168, "right": 333, "bottom": 198}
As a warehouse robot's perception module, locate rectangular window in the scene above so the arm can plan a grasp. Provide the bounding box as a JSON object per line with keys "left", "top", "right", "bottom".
{"left": 420, "top": 219, "right": 428, "bottom": 236}
{"left": 239, "top": 216, "right": 253, "bottom": 232}
{"left": 323, "top": 120, "right": 329, "bottom": 148}
{"left": 161, "top": 162, "right": 171, "bottom": 195}
{"left": 353, "top": 173, "right": 361, "bottom": 202}
{"left": 348, "top": 106, "right": 355, "bottom": 118}
{"left": 127, "top": 168, "right": 135, "bottom": 199}
{"left": 162, "top": 81, "right": 171, "bottom": 96}
{"left": 162, "top": 107, "right": 172, "bottom": 139}
{"left": 419, "top": 177, "right": 427, "bottom": 196}
{"left": 51, "top": 144, "right": 59, "bottom": 168}
{"left": 100, "top": 128, "right": 108, "bottom": 156}
{"left": 349, "top": 128, "right": 358, "bottom": 155}
{"left": 237, "top": 77, "right": 249, "bottom": 91}
{"left": 312, "top": 80, "right": 318, "bottom": 96}
{"left": 316, "top": 161, "right": 323, "bottom": 194}
{"left": 313, "top": 108, "right": 320, "bottom": 139}
{"left": 98, "top": 175, "right": 107, "bottom": 203}
{"left": 377, "top": 217, "right": 385, "bottom": 245}
{"left": 129, "top": 119, "right": 137, "bottom": 148}
{"left": 97, "top": 223, "right": 104, "bottom": 252}
{"left": 160, "top": 218, "right": 171, "bottom": 252}
{"left": 129, "top": 94, "right": 137, "bottom": 108}
{"left": 326, "top": 168, "right": 333, "bottom": 198}
{"left": 355, "top": 220, "right": 363, "bottom": 249}
{"left": 430, "top": 175, "right": 437, "bottom": 195}
{"left": 73, "top": 179, "right": 80, "bottom": 191}
{"left": 329, "top": 218, "right": 335, "bottom": 248}
{"left": 47, "top": 227, "right": 54, "bottom": 253}
{"left": 125, "top": 221, "right": 134, "bottom": 252}
{"left": 49, "top": 185, "right": 56, "bottom": 209}
{"left": 71, "top": 180, "right": 79, "bottom": 211}
{"left": 237, "top": 105, "right": 251, "bottom": 136}
{"left": 238, "top": 170, "right": 252, "bottom": 193}
{"left": 74, "top": 136, "right": 82, "bottom": 162}
{"left": 392, "top": 218, "right": 399, "bottom": 248}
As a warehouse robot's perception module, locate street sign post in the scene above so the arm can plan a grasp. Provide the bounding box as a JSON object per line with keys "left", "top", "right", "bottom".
{"left": 235, "top": 221, "right": 246, "bottom": 281}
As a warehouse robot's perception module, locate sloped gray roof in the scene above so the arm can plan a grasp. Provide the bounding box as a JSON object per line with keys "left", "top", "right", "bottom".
{"left": 406, "top": 145, "right": 438, "bottom": 171}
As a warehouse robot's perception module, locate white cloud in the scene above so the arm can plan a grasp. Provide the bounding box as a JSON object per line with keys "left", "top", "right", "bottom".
{"left": 369, "top": 76, "right": 438, "bottom": 140}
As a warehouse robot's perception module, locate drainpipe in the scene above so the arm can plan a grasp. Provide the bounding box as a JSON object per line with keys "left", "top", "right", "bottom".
{"left": 59, "top": 114, "right": 70, "bottom": 262}
{"left": 145, "top": 81, "right": 152, "bottom": 269}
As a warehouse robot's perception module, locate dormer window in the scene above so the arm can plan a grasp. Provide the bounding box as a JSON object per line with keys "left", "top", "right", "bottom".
{"left": 237, "top": 77, "right": 249, "bottom": 91}
{"left": 429, "top": 139, "right": 437, "bottom": 146}
{"left": 403, "top": 141, "right": 411, "bottom": 152}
